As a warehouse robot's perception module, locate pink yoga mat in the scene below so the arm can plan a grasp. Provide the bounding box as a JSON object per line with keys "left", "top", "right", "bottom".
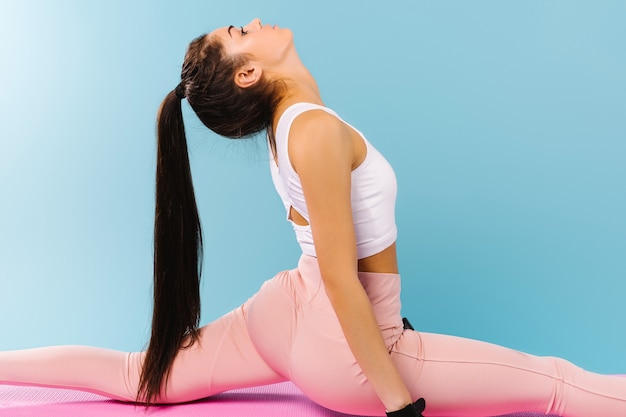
{"left": 0, "top": 382, "right": 559, "bottom": 417}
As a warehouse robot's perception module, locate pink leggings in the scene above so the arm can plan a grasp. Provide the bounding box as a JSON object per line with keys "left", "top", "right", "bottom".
{"left": 1, "top": 255, "right": 626, "bottom": 416}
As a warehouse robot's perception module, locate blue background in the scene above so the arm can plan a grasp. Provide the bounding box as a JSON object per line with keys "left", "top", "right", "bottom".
{"left": 1, "top": 0, "right": 624, "bottom": 374}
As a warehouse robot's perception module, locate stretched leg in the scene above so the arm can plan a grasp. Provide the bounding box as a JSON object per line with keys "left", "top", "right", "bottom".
{"left": 0, "top": 345, "right": 139, "bottom": 401}
{"left": 0, "top": 299, "right": 286, "bottom": 403}
{"left": 392, "top": 330, "right": 626, "bottom": 417}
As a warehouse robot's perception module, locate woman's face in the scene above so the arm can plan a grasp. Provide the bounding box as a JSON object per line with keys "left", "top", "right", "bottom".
{"left": 210, "top": 18, "right": 294, "bottom": 67}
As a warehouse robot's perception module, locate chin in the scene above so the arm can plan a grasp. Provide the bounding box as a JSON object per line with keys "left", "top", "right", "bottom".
{"left": 282, "top": 28, "right": 294, "bottom": 45}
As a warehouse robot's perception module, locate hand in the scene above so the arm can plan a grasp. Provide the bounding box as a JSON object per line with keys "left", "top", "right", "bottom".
{"left": 385, "top": 398, "right": 426, "bottom": 417}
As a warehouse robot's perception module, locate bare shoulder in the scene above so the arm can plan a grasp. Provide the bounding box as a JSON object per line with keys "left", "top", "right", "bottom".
{"left": 288, "top": 109, "right": 353, "bottom": 173}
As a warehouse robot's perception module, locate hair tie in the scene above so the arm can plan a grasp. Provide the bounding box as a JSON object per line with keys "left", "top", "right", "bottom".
{"left": 175, "top": 82, "right": 186, "bottom": 100}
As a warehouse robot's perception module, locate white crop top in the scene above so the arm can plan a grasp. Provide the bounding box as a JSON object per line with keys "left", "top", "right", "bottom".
{"left": 269, "top": 103, "right": 398, "bottom": 259}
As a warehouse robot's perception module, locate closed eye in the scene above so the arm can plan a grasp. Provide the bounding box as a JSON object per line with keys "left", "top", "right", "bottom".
{"left": 227, "top": 25, "right": 248, "bottom": 37}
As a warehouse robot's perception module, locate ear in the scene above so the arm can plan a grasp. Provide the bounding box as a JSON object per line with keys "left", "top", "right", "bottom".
{"left": 234, "top": 63, "right": 263, "bottom": 89}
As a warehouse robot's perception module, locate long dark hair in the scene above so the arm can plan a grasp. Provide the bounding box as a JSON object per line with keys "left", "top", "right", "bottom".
{"left": 137, "top": 34, "right": 284, "bottom": 405}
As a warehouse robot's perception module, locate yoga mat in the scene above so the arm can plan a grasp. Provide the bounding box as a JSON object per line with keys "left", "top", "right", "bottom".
{"left": 0, "top": 382, "right": 559, "bottom": 417}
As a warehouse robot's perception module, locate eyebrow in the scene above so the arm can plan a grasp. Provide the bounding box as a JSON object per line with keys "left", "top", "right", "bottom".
{"left": 227, "top": 25, "right": 235, "bottom": 38}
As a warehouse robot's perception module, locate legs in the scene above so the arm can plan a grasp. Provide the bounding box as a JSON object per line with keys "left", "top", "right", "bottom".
{"left": 4, "top": 256, "right": 626, "bottom": 416}
{"left": 0, "top": 301, "right": 286, "bottom": 403}
{"left": 392, "top": 330, "right": 626, "bottom": 417}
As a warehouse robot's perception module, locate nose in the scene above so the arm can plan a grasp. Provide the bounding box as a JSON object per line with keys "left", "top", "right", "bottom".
{"left": 243, "top": 18, "right": 262, "bottom": 31}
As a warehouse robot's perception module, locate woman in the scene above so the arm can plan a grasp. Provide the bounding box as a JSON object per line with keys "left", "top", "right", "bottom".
{"left": 1, "top": 18, "right": 625, "bottom": 417}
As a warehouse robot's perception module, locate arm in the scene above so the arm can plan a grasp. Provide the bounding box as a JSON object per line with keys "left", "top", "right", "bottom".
{"left": 289, "top": 111, "right": 413, "bottom": 413}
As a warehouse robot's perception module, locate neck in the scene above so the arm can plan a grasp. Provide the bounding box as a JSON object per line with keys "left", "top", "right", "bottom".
{"left": 268, "top": 50, "right": 323, "bottom": 127}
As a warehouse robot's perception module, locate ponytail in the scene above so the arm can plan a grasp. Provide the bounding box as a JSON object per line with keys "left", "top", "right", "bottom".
{"left": 138, "top": 89, "right": 203, "bottom": 405}
{"left": 135, "top": 33, "right": 285, "bottom": 404}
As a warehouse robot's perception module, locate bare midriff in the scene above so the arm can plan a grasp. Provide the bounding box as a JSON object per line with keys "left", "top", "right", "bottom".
{"left": 357, "top": 243, "right": 398, "bottom": 274}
